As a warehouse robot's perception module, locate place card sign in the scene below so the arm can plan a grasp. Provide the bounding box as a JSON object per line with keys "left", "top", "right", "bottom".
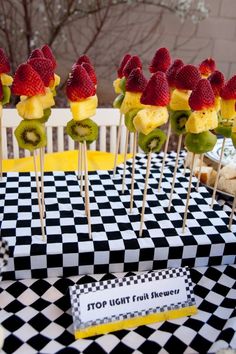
{"left": 70, "top": 267, "right": 197, "bottom": 339}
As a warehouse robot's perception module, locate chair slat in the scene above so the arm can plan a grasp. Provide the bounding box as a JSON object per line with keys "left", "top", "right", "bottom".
{"left": 68, "top": 136, "right": 74, "bottom": 151}
{"left": 47, "top": 127, "right": 53, "bottom": 153}
{"left": 110, "top": 126, "right": 117, "bottom": 153}
{"left": 57, "top": 126, "right": 64, "bottom": 152}
{"left": 12, "top": 133, "right": 19, "bottom": 158}
{"left": 99, "top": 126, "right": 106, "bottom": 151}
{"left": 2, "top": 127, "right": 8, "bottom": 159}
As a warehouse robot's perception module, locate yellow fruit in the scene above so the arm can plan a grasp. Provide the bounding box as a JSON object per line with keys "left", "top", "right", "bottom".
{"left": 113, "top": 78, "right": 122, "bottom": 94}
{"left": 221, "top": 98, "right": 236, "bottom": 119}
{"left": 120, "top": 92, "right": 145, "bottom": 114}
{"left": 232, "top": 117, "right": 236, "bottom": 133}
{"left": 16, "top": 96, "right": 44, "bottom": 119}
{"left": 185, "top": 109, "right": 218, "bottom": 134}
{"left": 214, "top": 96, "right": 221, "bottom": 112}
{"left": 133, "top": 106, "right": 168, "bottom": 135}
{"left": 169, "top": 89, "right": 191, "bottom": 111}
{"left": 70, "top": 95, "right": 98, "bottom": 121}
{"left": 38, "top": 88, "right": 55, "bottom": 109}
{"left": 0, "top": 73, "right": 13, "bottom": 86}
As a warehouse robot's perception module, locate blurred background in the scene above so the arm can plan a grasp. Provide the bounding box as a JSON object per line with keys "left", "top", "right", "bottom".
{"left": 0, "top": 0, "right": 235, "bottom": 108}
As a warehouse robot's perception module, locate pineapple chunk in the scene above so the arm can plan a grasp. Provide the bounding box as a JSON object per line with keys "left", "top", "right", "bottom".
{"left": 16, "top": 96, "right": 44, "bottom": 119}
{"left": 221, "top": 98, "right": 236, "bottom": 119}
{"left": 185, "top": 109, "right": 218, "bottom": 134}
{"left": 38, "top": 88, "right": 55, "bottom": 109}
{"left": 214, "top": 96, "right": 221, "bottom": 112}
{"left": 113, "top": 78, "right": 122, "bottom": 94}
{"left": 232, "top": 117, "right": 236, "bottom": 133}
{"left": 120, "top": 92, "right": 146, "bottom": 114}
{"left": 70, "top": 95, "right": 98, "bottom": 121}
{"left": 169, "top": 89, "right": 191, "bottom": 111}
{"left": 0, "top": 73, "right": 13, "bottom": 86}
{"left": 133, "top": 106, "right": 168, "bottom": 135}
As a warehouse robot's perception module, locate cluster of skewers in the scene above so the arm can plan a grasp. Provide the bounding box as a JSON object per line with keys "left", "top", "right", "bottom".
{"left": 112, "top": 48, "right": 236, "bottom": 236}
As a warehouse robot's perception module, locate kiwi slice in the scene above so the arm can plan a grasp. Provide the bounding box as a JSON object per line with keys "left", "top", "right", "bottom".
{"left": 119, "top": 77, "right": 126, "bottom": 93}
{"left": 38, "top": 108, "right": 51, "bottom": 124}
{"left": 138, "top": 128, "right": 166, "bottom": 153}
{"left": 1, "top": 86, "right": 11, "bottom": 105}
{"left": 231, "top": 132, "right": 236, "bottom": 149}
{"left": 15, "top": 119, "right": 46, "bottom": 151}
{"left": 113, "top": 93, "right": 124, "bottom": 109}
{"left": 66, "top": 118, "right": 98, "bottom": 143}
{"left": 170, "top": 110, "right": 191, "bottom": 135}
{"left": 185, "top": 131, "right": 217, "bottom": 154}
{"left": 125, "top": 108, "right": 140, "bottom": 132}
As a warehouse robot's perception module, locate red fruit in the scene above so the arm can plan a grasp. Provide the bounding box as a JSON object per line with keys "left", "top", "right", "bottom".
{"left": 28, "top": 58, "right": 54, "bottom": 87}
{"left": 149, "top": 47, "right": 171, "bottom": 74}
{"left": 141, "top": 71, "right": 170, "bottom": 106}
{"left": 41, "top": 44, "right": 57, "bottom": 70}
{"left": 76, "top": 54, "right": 92, "bottom": 66}
{"left": 28, "top": 49, "right": 44, "bottom": 60}
{"left": 126, "top": 68, "right": 147, "bottom": 93}
{"left": 199, "top": 58, "right": 216, "bottom": 76}
{"left": 166, "top": 59, "right": 184, "bottom": 88}
{"left": 117, "top": 54, "right": 131, "bottom": 78}
{"left": 189, "top": 79, "right": 215, "bottom": 111}
{"left": 66, "top": 65, "right": 95, "bottom": 101}
{"left": 12, "top": 63, "right": 45, "bottom": 96}
{"left": 0, "top": 48, "right": 10, "bottom": 74}
{"left": 208, "top": 70, "right": 225, "bottom": 97}
{"left": 123, "top": 56, "right": 142, "bottom": 78}
{"left": 81, "top": 62, "right": 97, "bottom": 85}
{"left": 175, "top": 64, "right": 201, "bottom": 90}
{"left": 220, "top": 75, "right": 236, "bottom": 100}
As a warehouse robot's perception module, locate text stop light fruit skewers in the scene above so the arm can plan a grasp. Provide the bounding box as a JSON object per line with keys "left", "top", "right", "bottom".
{"left": 0, "top": 49, "right": 13, "bottom": 180}
{"left": 66, "top": 61, "right": 98, "bottom": 239}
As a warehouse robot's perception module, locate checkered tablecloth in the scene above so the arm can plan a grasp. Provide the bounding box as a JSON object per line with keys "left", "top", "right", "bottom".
{"left": 0, "top": 152, "right": 235, "bottom": 280}
{"left": 0, "top": 265, "right": 235, "bottom": 354}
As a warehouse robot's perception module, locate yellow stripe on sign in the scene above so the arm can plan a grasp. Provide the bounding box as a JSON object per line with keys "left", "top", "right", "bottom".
{"left": 74, "top": 306, "right": 197, "bottom": 339}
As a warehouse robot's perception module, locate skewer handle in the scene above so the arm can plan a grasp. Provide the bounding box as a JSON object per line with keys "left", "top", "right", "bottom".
{"left": 229, "top": 191, "right": 236, "bottom": 230}
{"left": 122, "top": 129, "right": 129, "bottom": 194}
{"left": 210, "top": 137, "right": 226, "bottom": 208}
{"left": 113, "top": 112, "right": 123, "bottom": 177}
{"left": 84, "top": 142, "right": 92, "bottom": 239}
{"left": 39, "top": 147, "right": 45, "bottom": 216}
{"left": 196, "top": 153, "right": 204, "bottom": 192}
{"left": 139, "top": 152, "right": 152, "bottom": 237}
{"left": 182, "top": 152, "right": 195, "bottom": 234}
{"left": 130, "top": 132, "right": 137, "bottom": 213}
{"left": 158, "top": 121, "right": 171, "bottom": 192}
{"left": 0, "top": 108, "right": 2, "bottom": 180}
{"left": 168, "top": 134, "right": 182, "bottom": 212}
{"left": 80, "top": 142, "right": 84, "bottom": 195}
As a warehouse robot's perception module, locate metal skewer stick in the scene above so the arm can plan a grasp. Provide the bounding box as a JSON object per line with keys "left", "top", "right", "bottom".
{"left": 158, "top": 121, "right": 171, "bottom": 192}
{"left": 113, "top": 112, "right": 123, "bottom": 177}
{"left": 182, "top": 152, "right": 196, "bottom": 234}
{"left": 210, "top": 137, "right": 226, "bottom": 208}
{"left": 168, "top": 134, "right": 182, "bottom": 211}
{"left": 33, "top": 150, "right": 46, "bottom": 241}
{"left": 139, "top": 152, "right": 152, "bottom": 237}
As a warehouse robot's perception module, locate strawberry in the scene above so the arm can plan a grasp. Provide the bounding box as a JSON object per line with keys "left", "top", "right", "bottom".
{"left": 123, "top": 56, "right": 142, "bottom": 78}
{"left": 12, "top": 63, "right": 45, "bottom": 96}
{"left": 149, "top": 47, "right": 171, "bottom": 74}
{"left": 117, "top": 54, "right": 131, "bottom": 78}
{"left": 81, "top": 62, "right": 97, "bottom": 85}
{"left": 126, "top": 68, "right": 147, "bottom": 93}
{"left": 220, "top": 75, "right": 236, "bottom": 99}
{"left": 41, "top": 44, "right": 57, "bottom": 70}
{"left": 28, "top": 49, "right": 44, "bottom": 60}
{"left": 28, "top": 58, "right": 54, "bottom": 87}
{"left": 189, "top": 79, "right": 215, "bottom": 111}
{"left": 208, "top": 70, "right": 225, "bottom": 96}
{"left": 175, "top": 64, "right": 201, "bottom": 90}
{"left": 166, "top": 59, "right": 184, "bottom": 88}
{"left": 76, "top": 54, "right": 92, "bottom": 66}
{"left": 141, "top": 71, "right": 170, "bottom": 106}
{"left": 0, "top": 48, "right": 10, "bottom": 74}
{"left": 66, "top": 64, "right": 95, "bottom": 101}
{"left": 199, "top": 58, "right": 216, "bottom": 76}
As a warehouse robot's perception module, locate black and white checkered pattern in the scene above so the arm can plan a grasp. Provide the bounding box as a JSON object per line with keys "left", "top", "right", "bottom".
{"left": 70, "top": 267, "right": 195, "bottom": 330}
{"left": 0, "top": 265, "right": 235, "bottom": 353}
{"left": 0, "top": 152, "right": 235, "bottom": 280}
{"left": 0, "top": 238, "right": 9, "bottom": 279}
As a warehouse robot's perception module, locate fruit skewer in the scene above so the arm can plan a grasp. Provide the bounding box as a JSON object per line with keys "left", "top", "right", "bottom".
{"left": 121, "top": 129, "right": 129, "bottom": 193}
{"left": 133, "top": 72, "right": 170, "bottom": 236}
{"left": 0, "top": 49, "right": 13, "bottom": 180}
{"left": 182, "top": 79, "right": 218, "bottom": 232}
{"left": 196, "top": 153, "right": 204, "bottom": 191}
{"left": 66, "top": 61, "right": 98, "bottom": 237}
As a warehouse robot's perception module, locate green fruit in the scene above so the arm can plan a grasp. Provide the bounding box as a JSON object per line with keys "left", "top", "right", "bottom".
{"left": 170, "top": 110, "right": 191, "bottom": 135}
{"left": 38, "top": 108, "right": 51, "bottom": 124}
{"left": 231, "top": 132, "right": 236, "bottom": 148}
{"left": 138, "top": 128, "right": 166, "bottom": 153}
{"left": 113, "top": 93, "right": 124, "bottom": 109}
{"left": 66, "top": 118, "right": 98, "bottom": 143}
{"left": 15, "top": 119, "right": 46, "bottom": 151}
{"left": 119, "top": 77, "right": 126, "bottom": 93}
{"left": 185, "top": 131, "right": 217, "bottom": 154}
{"left": 1, "top": 86, "right": 11, "bottom": 105}
{"left": 215, "top": 123, "right": 232, "bottom": 138}
{"left": 125, "top": 108, "right": 140, "bottom": 132}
